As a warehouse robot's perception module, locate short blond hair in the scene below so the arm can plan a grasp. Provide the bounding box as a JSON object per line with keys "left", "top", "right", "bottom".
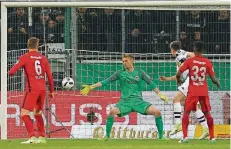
{"left": 123, "top": 54, "right": 134, "bottom": 59}
{"left": 28, "top": 37, "right": 39, "bottom": 49}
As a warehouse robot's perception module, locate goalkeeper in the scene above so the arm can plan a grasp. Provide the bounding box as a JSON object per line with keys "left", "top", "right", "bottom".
{"left": 81, "top": 54, "right": 168, "bottom": 140}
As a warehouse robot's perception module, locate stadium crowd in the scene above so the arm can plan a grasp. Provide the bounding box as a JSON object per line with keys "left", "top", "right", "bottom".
{"left": 6, "top": 7, "right": 230, "bottom": 54}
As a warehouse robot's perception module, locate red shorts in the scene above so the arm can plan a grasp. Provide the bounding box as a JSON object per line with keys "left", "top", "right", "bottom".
{"left": 184, "top": 95, "right": 211, "bottom": 113}
{"left": 22, "top": 90, "right": 46, "bottom": 111}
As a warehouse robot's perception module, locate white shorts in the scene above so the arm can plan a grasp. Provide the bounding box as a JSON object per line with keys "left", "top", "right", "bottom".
{"left": 178, "top": 77, "right": 200, "bottom": 105}
{"left": 178, "top": 77, "right": 189, "bottom": 97}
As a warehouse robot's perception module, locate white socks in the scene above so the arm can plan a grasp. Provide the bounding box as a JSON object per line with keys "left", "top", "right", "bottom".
{"left": 196, "top": 109, "right": 208, "bottom": 128}
{"left": 174, "top": 102, "right": 182, "bottom": 124}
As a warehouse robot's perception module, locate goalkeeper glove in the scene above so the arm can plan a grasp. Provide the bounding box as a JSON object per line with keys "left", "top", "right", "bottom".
{"left": 158, "top": 92, "right": 168, "bottom": 104}
{"left": 80, "top": 85, "right": 95, "bottom": 96}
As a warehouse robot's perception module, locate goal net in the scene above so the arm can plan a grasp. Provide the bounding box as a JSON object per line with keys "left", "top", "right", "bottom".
{"left": 1, "top": 1, "right": 230, "bottom": 140}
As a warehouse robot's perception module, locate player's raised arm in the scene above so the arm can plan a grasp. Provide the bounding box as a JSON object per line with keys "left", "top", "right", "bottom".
{"left": 8, "top": 56, "right": 27, "bottom": 76}
{"left": 141, "top": 70, "right": 168, "bottom": 103}
{"left": 207, "top": 60, "right": 220, "bottom": 88}
{"left": 159, "top": 75, "right": 176, "bottom": 81}
{"left": 80, "top": 71, "right": 119, "bottom": 96}
{"left": 45, "top": 58, "right": 54, "bottom": 98}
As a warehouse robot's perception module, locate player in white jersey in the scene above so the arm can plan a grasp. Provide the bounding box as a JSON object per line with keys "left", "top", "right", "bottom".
{"left": 160, "top": 41, "right": 209, "bottom": 139}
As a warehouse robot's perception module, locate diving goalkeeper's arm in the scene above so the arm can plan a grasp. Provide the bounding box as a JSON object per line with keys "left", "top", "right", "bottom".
{"left": 80, "top": 71, "right": 119, "bottom": 95}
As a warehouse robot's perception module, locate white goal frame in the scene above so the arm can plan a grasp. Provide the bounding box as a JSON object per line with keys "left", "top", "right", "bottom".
{"left": 1, "top": 1, "right": 230, "bottom": 140}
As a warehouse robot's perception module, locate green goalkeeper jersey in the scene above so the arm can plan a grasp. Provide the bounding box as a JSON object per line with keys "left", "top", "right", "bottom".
{"left": 100, "top": 68, "right": 157, "bottom": 101}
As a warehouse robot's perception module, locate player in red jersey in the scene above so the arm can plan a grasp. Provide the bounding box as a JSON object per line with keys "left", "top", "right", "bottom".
{"left": 8, "top": 37, "right": 54, "bottom": 144}
{"left": 176, "top": 41, "right": 220, "bottom": 143}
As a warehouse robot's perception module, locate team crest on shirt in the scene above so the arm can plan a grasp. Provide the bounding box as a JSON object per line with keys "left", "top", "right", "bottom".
{"left": 135, "top": 76, "right": 139, "bottom": 80}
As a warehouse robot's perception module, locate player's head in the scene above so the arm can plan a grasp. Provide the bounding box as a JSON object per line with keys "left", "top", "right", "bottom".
{"left": 170, "top": 41, "right": 181, "bottom": 56}
{"left": 28, "top": 37, "right": 39, "bottom": 51}
{"left": 122, "top": 54, "right": 134, "bottom": 70}
{"left": 193, "top": 41, "right": 204, "bottom": 55}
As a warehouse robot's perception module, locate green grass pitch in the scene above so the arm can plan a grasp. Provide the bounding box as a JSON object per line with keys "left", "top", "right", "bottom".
{"left": 0, "top": 139, "right": 229, "bottom": 149}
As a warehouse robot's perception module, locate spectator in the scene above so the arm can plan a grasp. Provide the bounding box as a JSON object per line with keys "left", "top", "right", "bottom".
{"left": 8, "top": 7, "right": 29, "bottom": 50}
{"left": 125, "top": 10, "right": 152, "bottom": 53}
{"left": 100, "top": 9, "right": 121, "bottom": 52}
{"left": 55, "top": 10, "right": 65, "bottom": 43}
{"left": 47, "top": 20, "right": 57, "bottom": 43}
{"left": 180, "top": 11, "right": 206, "bottom": 50}
{"left": 76, "top": 8, "right": 89, "bottom": 50}
{"left": 208, "top": 10, "right": 230, "bottom": 54}
{"left": 86, "top": 8, "right": 102, "bottom": 51}
{"left": 33, "top": 10, "right": 50, "bottom": 44}
{"left": 151, "top": 11, "right": 175, "bottom": 53}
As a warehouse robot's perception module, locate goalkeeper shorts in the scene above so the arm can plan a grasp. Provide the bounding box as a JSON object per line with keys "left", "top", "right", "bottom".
{"left": 115, "top": 99, "right": 152, "bottom": 117}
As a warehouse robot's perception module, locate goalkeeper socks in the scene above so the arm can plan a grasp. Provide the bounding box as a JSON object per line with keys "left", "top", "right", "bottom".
{"left": 155, "top": 116, "right": 164, "bottom": 139}
{"left": 35, "top": 114, "right": 45, "bottom": 137}
{"left": 182, "top": 113, "right": 189, "bottom": 139}
{"left": 173, "top": 102, "right": 181, "bottom": 124}
{"left": 22, "top": 115, "right": 35, "bottom": 137}
{"left": 106, "top": 116, "right": 114, "bottom": 138}
{"left": 205, "top": 113, "right": 214, "bottom": 139}
{"left": 196, "top": 110, "right": 208, "bottom": 128}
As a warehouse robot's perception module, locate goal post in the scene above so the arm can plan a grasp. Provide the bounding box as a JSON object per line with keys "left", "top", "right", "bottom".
{"left": 1, "top": 1, "right": 230, "bottom": 140}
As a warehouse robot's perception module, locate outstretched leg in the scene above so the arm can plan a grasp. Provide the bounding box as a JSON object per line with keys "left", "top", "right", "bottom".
{"left": 170, "top": 91, "right": 185, "bottom": 135}
{"left": 195, "top": 105, "right": 209, "bottom": 139}
{"left": 105, "top": 107, "right": 120, "bottom": 139}
{"left": 146, "top": 105, "right": 164, "bottom": 139}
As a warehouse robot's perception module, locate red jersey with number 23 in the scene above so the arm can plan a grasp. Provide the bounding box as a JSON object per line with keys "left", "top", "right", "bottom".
{"left": 9, "top": 51, "right": 54, "bottom": 93}
{"left": 179, "top": 55, "right": 215, "bottom": 96}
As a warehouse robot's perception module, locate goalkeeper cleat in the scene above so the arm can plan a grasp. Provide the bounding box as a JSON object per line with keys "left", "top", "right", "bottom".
{"left": 178, "top": 137, "right": 189, "bottom": 143}
{"left": 21, "top": 136, "right": 38, "bottom": 144}
{"left": 169, "top": 123, "right": 182, "bottom": 136}
{"left": 37, "top": 136, "right": 47, "bottom": 144}
{"left": 159, "top": 136, "right": 169, "bottom": 141}
{"left": 198, "top": 128, "right": 209, "bottom": 140}
{"left": 209, "top": 138, "right": 216, "bottom": 144}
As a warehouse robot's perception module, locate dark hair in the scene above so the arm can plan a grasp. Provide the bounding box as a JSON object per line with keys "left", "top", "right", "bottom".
{"left": 193, "top": 41, "right": 204, "bottom": 53}
{"left": 28, "top": 37, "right": 39, "bottom": 49}
{"left": 170, "top": 41, "right": 181, "bottom": 51}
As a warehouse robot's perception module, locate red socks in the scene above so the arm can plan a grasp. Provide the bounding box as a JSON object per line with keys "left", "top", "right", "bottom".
{"left": 22, "top": 115, "right": 35, "bottom": 137}
{"left": 35, "top": 114, "right": 45, "bottom": 137}
{"left": 182, "top": 113, "right": 189, "bottom": 139}
{"left": 205, "top": 113, "right": 214, "bottom": 139}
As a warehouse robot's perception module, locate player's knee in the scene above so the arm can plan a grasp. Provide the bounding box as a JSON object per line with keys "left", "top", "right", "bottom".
{"left": 154, "top": 110, "right": 161, "bottom": 117}
{"left": 108, "top": 108, "right": 119, "bottom": 116}
{"left": 34, "top": 109, "right": 42, "bottom": 115}
{"left": 21, "top": 108, "right": 30, "bottom": 117}
{"left": 173, "top": 96, "right": 181, "bottom": 103}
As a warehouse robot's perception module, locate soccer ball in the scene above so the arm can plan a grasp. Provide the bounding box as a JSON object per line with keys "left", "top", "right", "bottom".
{"left": 62, "top": 77, "right": 74, "bottom": 89}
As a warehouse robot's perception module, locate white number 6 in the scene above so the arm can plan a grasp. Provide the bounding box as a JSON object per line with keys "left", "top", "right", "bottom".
{"left": 35, "top": 60, "right": 42, "bottom": 75}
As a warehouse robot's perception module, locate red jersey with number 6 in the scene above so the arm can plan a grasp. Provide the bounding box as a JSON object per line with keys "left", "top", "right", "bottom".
{"left": 179, "top": 55, "right": 215, "bottom": 96}
{"left": 9, "top": 51, "right": 54, "bottom": 93}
